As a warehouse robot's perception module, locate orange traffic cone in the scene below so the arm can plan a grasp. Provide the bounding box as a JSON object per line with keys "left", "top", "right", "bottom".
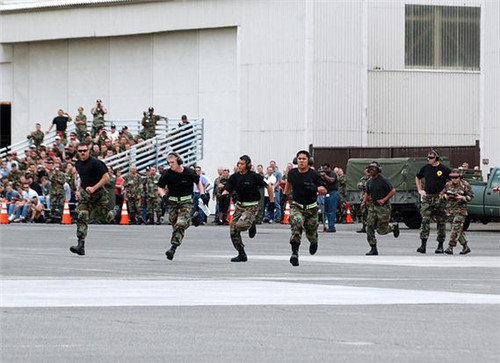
{"left": 120, "top": 200, "right": 129, "bottom": 225}
{"left": 283, "top": 201, "right": 290, "bottom": 224}
{"left": 0, "top": 202, "right": 8, "bottom": 224}
{"left": 61, "top": 200, "right": 72, "bottom": 224}
{"left": 227, "top": 200, "right": 235, "bottom": 224}
{"left": 345, "top": 203, "right": 353, "bottom": 224}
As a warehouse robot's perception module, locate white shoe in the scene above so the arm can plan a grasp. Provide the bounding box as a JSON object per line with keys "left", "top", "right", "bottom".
{"left": 8, "top": 214, "right": 15, "bottom": 222}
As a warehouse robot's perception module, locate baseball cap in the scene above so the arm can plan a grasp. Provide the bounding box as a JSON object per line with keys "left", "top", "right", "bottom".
{"left": 55, "top": 136, "right": 61, "bottom": 140}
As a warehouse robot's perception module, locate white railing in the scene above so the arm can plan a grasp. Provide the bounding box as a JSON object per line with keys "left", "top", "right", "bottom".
{"left": 104, "top": 119, "right": 204, "bottom": 175}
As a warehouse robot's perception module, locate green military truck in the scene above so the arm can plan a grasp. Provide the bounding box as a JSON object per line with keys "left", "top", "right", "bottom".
{"left": 462, "top": 166, "right": 500, "bottom": 230}
{"left": 346, "top": 157, "right": 449, "bottom": 229}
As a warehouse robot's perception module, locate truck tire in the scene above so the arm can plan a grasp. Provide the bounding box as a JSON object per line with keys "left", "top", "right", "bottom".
{"left": 404, "top": 213, "right": 422, "bottom": 229}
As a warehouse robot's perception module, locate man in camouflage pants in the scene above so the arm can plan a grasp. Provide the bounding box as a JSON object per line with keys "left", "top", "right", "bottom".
{"left": 415, "top": 150, "right": 451, "bottom": 254}
{"left": 157, "top": 152, "right": 204, "bottom": 261}
{"left": 123, "top": 166, "right": 143, "bottom": 224}
{"left": 70, "top": 142, "right": 116, "bottom": 256}
{"left": 28, "top": 123, "right": 45, "bottom": 150}
{"left": 443, "top": 169, "right": 473, "bottom": 255}
{"left": 283, "top": 150, "right": 327, "bottom": 266}
{"left": 46, "top": 160, "right": 66, "bottom": 220}
{"left": 145, "top": 167, "right": 162, "bottom": 224}
{"left": 222, "top": 155, "right": 273, "bottom": 262}
{"left": 139, "top": 107, "right": 163, "bottom": 140}
{"left": 363, "top": 162, "right": 399, "bottom": 256}
{"left": 90, "top": 100, "right": 107, "bottom": 138}
{"left": 356, "top": 166, "right": 371, "bottom": 233}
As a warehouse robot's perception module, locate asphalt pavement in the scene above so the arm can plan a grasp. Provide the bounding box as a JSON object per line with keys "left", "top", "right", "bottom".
{"left": 1, "top": 221, "right": 499, "bottom": 363}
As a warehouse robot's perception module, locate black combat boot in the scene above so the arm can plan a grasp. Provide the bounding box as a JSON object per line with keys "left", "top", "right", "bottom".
{"left": 435, "top": 241, "right": 444, "bottom": 254}
{"left": 309, "top": 242, "right": 318, "bottom": 255}
{"left": 444, "top": 246, "right": 453, "bottom": 255}
{"left": 393, "top": 223, "right": 400, "bottom": 238}
{"left": 365, "top": 245, "right": 378, "bottom": 256}
{"left": 70, "top": 239, "right": 85, "bottom": 256}
{"left": 460, "top": 245, "right": 471, "bottom": 255}
{"left": 165, "top": 244, "right": 178, "bottom": 260}
{"left": 231, "top": 249, "right": 248, "bottom": 262}
{"left": 290, "top": 242, "right": 300, "bottom": 266}
{"left": 356, "top": 225, "right": 366, "bottom": 233}
{"left": 248, "top": 221, "right": 257, "bottom": 239}
{"left": 417, "top": 239, "right": 427, "bottom": 254}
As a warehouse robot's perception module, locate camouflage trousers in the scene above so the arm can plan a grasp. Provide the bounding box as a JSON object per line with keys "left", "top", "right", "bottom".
{"left": 420, "top": 195, "right": 447, "bottom": 242}
{"left": 366, "top": 204, "right": 394, "bottom": 246}
{"left": 139, "top": 129, "right": 155, "bottom": 140}
{"left": 359, "top": 202, "right": 368, "bottom": 225}
{"left": 147, "top": 196, "right": 162, "bottom": 221}
{"left": 168, "top": 201, "right": 193, "bottom": 246}
{"left": 77, "top": 188, "right": 114, "bottom": 240}
{"left": 289, "top": 204, "right": 319, "bottom": 246}
{"left": 127, "top": 197, "right": 141, "bottom": 223}
{"left": 76, "top": 127, "right": 87, "bottom": 142}
{"left": 448, "top": 212, "right": 468, "bottom": 247}
{"left": 230, "top": 203, "right": 259, "bottom": 251}
{"left": 337, "top": 195, "right": 347, "bottom": 222}
{"left": 50, "top": 192, "right": 65, "bottom": 216}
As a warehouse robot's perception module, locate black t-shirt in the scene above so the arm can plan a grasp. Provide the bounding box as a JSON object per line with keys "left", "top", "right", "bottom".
{"left": 29, "top": 181, "right": 43, "bottom": 196}
{"left": 157, "top": 167, "right": 199, "bottom": 197}
{"left": 52, "top": 116, "right": 69, "bottom": 132}
{"left": 323, "top": 170, "right": 338, "bottom": 192}
{"left": 287, "top": 168, "right": 326, "bottom": 205}
{"left": 224, "top": 171, "right": 268, "bottom": 202}
{"left": 416, "top": 163, "right": 451, "bottom": 194}
{"left": 75, "top": 156, "right": 108, "bottom": 190}
{"left": 366, "top": 174, "right": 393, "bottom": 205}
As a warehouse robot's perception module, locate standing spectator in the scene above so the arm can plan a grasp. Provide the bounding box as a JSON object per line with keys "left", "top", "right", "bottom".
{"left": 192, "top": 166, "right": 212, "bottom": 225}
{"left": 335, "top": 167, "right": 347, "bottom": 223}
{"left": 256, "top": 164, "right": 265, "bottom": 224}
{"left": 47, "top": 109, "right": 72, "bottom": 141}
{"left": 69, "top": 141, "right": 117, "bottom": 256}
{"left": 74, "top": 107, "right": 88, "bottom": 142}
{"left": 263, "top": 166, "right": 277, "bottom": 223}
{"left": 362, "top": 162, "right": 400, "bottom": 256}
{"left": 215, "top": 168, "right": 231, "bottom": 225}
{"left": 46, "top": 160, "right": 66, "bottom": 221}
{"left": 212, "top": 167, "right": 224, "bottom": 224}
{"left": 415, "top": 150, "right": 451, "bottom": 254}
{"left": 123, "top": 166, "right": 143, "bottom": 224}
{"left": 145, "top": 167, "right": 162, "bottom": 225}
{"left": 269, "top": 160, "right": 283, "bottom": 222}
{"left": 443, "top": 169, "right": 473, "bottom": 255}
{"left": 356, "top": 166, "right": 371, "bottom": 233}
{"left": 28, "top": 123, "right": 45, "bottom": 150}
{"left": 114, "top": 168, "right": 124, "bottom": 217}
{"left": 90, "top": 99, "right": 107, "bottom": 137}
{"left": 140, "top": 107, "right": 164, "bottom": 140}
{"left": 320, "top": 163, "right": 339, "bottom": 232}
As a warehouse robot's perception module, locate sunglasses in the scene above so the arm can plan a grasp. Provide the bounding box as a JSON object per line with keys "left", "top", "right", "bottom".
{"left": 427, "top": 156, "right": 436, "bottom": 160}
{"left": 450, "top": 175, "right": 460, "bottom": 179}
{"left": 78, "top": 149, "right": 89, "bottom": 154}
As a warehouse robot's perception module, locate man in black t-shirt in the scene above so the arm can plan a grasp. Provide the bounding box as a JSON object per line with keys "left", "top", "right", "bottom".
{"left": 283, "top": 150, "right": 327, "bottom": 266}
{"left": 415, "top": 150, "right": 451, "bottom": 254}
{"left": 362, "top": 161, "right": 399, "bottom": 256}
{"left": 70, "top": 141, "right": 117, "bottom": 256}
{"left": 157, "top": 152, "right": 204, "bottom": 261}
{"left": 47, "top": 109, "right": 72, "bottom": 142}
{"left": 222, "top": 155, "right": 274, "bottom": 262}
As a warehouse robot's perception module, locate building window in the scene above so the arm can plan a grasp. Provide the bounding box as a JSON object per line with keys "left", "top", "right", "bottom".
{"left": 405, "top": 5, "right": 480, "bottom": 70}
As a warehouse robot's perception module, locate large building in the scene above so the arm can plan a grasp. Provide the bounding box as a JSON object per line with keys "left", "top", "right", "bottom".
{"left": 1, "top": 0, "right": 499, "bottom": 176}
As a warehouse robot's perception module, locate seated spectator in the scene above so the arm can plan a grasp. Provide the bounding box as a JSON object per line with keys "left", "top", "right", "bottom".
{"left": 4, "top": 184, "right": 20, "bottom": 217}
{"left": 10, "top": 183, "right": 38, "bottom": 223}
{"left": 27, "top": 195, "right": 45, "bottom": 223}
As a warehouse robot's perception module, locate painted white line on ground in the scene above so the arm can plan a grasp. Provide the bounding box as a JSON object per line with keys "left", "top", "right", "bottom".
{"left": 2, "top": 280, "right": 499, "bottom": 308}
{"left": 208, "top": 255, "right": 500, "bottom": 268}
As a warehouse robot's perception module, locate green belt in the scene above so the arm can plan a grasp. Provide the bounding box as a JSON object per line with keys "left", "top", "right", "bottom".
{"left": 292, "top": 201, "right": 318, "bottom": 210}
{"left": 238, "top": 201, "right": 259, "bottom": 207}
{"left": 168, "top": 195, "right": 192, "bottom": 202}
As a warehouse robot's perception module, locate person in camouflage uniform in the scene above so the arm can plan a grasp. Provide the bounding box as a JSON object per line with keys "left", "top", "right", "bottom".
{"left": 139, "top": 107, "right": 163, "bottom": 140}
{"left": 356, "top": 166, "right": 371, "bottom": 233}
{"left": 70, "top": 142, "right": 117, "bottom": 256}
{"left": 28, "top": 123, "right": 45, "bottom": 150}
{"left": 157, "top": 152, "right": 204, "bottom": 261}
{"left": 443, "top": 169, "right": 473, "bottom": 255}
{"left": 145, "top": 167, "right": 162, "bottom": 224}
{"left": 222, "top": 155, "right": 273, "bottom": 262}
{"left": 74, "top": 107, "right": 88, "bottom": 142}
{"left": 7, "top": 162, "right": 23, "bottom": 189}
{"left": 123, "top": 166, "right": 143, "bottom": 225}
{"left": 363, "top": 162, "right": 400, "bottom": 255}
{"left": 283, "top": 150, "right": 327, "bottom": 266}
{"left": 415, "top": 150, "right": 452, "bottom": 254}
{"left": 46, "top": 160, "right": 66, "bottom": 220}
{"left": 90, "top": 100, "right": 107, "bottom": 138}
{"left": 335, "top": 168, "right": 347, "bottom": 223}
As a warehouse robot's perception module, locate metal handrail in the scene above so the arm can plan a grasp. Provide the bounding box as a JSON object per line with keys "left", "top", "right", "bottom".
{"left": 0, "top": 117, "right": 201, "bottom": 160}
{"left": 104, "top": 119, "right": 204, "bottom": 175}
